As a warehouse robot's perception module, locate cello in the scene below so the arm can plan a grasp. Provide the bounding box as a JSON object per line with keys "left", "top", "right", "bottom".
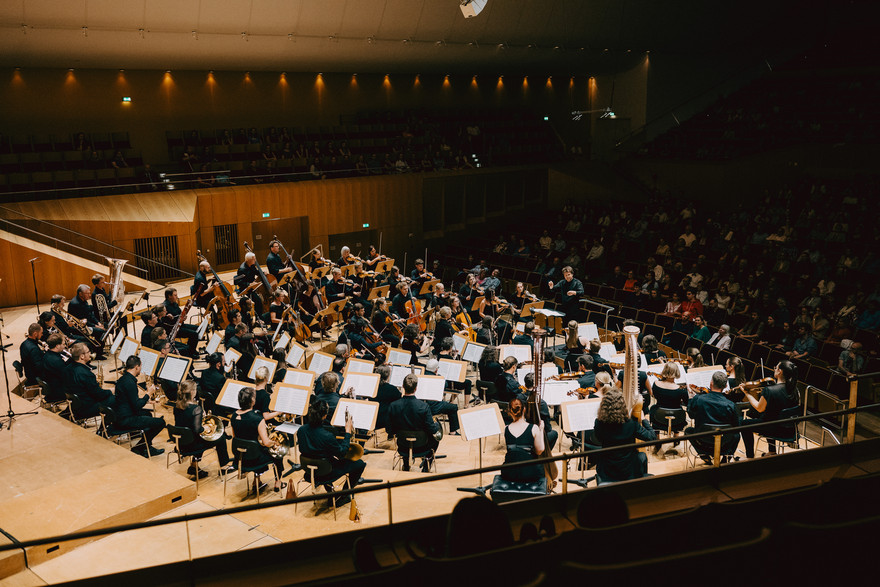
{"left": 243, "top": 241, "right": 274, "bottom": 308}
{"left": 528, "top": 326, "right": 558, "bottom": 490}
{"left": 197, "top": 250, "right": 235, "bottom": 329}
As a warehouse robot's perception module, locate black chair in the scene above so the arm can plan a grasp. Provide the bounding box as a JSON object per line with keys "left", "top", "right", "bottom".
{"left": 475, "top": 380, "right": 498, "bottom": 403}
{"left": 650, "top": 407, "right": 687, "bottom": 445}
{"left": 166, "top": 425, "right": 208, "bottom": 494}
{"left": 730, "top": 336, "right": 752, "bottom": 359}
{"left": 224, "top": 437, "right": 278, "bottom": 505}
{"left": 297, "top": 455, "right": 349, "bottom": 520}
{"left": 643, "top": 323, "right": 664, "bottom": 342}
{"left": 489, "top": 474, "right": 548, "bottom": 504}
{"left": 686, "top": 423, "right": 737, "bottom": 467}
{"left": 654, "top": 313, "right": 674, "bottom": 332}
{"left": 394, "top": 430, "right": 437, "bottom": 473}
{"left": 98, "top": 405, "right": 148, "bottom": 453}
{"left": 663, "top": 331, "right": 687, "bottom": 352}
{"left": 756, "top": 405, "right": 802, "bottom": 454}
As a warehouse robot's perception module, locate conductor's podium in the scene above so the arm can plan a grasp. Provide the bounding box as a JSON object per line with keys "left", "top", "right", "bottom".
{"left": 490, "top": 475, "right": 548, "bottom": 504}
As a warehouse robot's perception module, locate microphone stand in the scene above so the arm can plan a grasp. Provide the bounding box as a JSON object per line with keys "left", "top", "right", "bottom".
{"left": 29, "top": 257, "right": 41, "bottom": 315}
{"left": 0, "top": 316, "right": 39, "bottom": 431}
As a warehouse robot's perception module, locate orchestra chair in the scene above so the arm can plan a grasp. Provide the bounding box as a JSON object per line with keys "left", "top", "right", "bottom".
{"left": 755, "top": 406, "right": 803, "bottom": 455}
{"left": 475, "top": 380, "right": 498, "bottom": 404}
{"left": 297, "top": 456, "right": 351, "bottom": 520}
{"left": 63, "top": 391, "right": 99, "bottom": 428}
{"left": 489, "top": 474, "right": 548, "bottom": 504}
{"left": 12, "top": 360, "right": 44, "bottom": 404}
{"left": 166, "top": 425, "right": 207, "bottom": 494}
{"left": 224, "top": 437, "right": 279, "bottom": 505}
{"left": 649, "top": 407, "right": 687, "bottom": 453}
{"left": 97, "top": 405, "right": 149, "bottom": 453}
{"left": 393, "top": 430, "right": 437, "bottom": 473}
{"left": 685, "top": 423, "right": 737, "bottom": 468}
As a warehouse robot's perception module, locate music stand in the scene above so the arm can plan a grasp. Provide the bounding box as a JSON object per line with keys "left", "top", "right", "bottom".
{"left": 375, "top": 259, "right": 395, "bottom": 273}
{"left": 311, "top": 266, "right": 331, "bottom": 281}
{"left": 340, "top": 372, "right": 380, "bottom": 399}
{"left": 341, "top": 264, "right": 358, "bottom": 278}
{"left": 156, "top": 353, "right": 193, "bottom": 386}
{"left": 520, "top": 300, "right": 544, "bottom": 319}
{"left": 286, "top": 341, "right": 307, "bottom": 368}
{"left": 282, "top": 368, "right": 317, "bottom": 388}
{"left": 331, "top": 398, "right": 379, "bottom": 431}
{"left": 389, "top": 364, "right": 423, "bottom": 387}
{"left": 470, "top": 296, "right": 485, "bottom": 313}
{"left": 456, "top": 403, "right": 505, "bottom": 490}
{"left": 248, "top": 356, "right": 279, "bottom": 382}
{"left": 367, "top": 285, "right": 390, "bottom": 301}
{"left": 419, "top": 279, "right": 440, "bottom": 296}
{"left": 560, "top": 398, "right": 601, "bottom": 488}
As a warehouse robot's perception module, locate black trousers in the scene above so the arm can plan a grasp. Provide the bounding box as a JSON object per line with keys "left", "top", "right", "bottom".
{"left": 121, "top": 411, "right": 167, "bottom": 446}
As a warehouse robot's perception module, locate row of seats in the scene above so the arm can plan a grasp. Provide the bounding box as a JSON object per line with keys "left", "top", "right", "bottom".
{"left": 0, "top": 148, "right": 143, "bottom": 173}
{"left": 0, "top": 166, "right": 141, "bottom": 195}
{"left": 0, "top": 131, "right": 132, "bottom": 154}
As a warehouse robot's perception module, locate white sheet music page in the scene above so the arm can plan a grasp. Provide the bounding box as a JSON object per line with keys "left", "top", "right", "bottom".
{"left": 415, "top": 374, "right": 445, "bottom": 401}
{"left": 205, "top": 332, "right": 222, "bottom": 355}
{"left": 286, "top": 342, "right": 306, "bottom": 368}
{"left": 533, "top": 308, "right": 564, "bottom": 317}
{"left": 390, "top": 364, "right": 422, "bottom": 388}
{"left": 308, "top": 352, "right": 333, "bottom": 374}
{"left": 437, "top": 359, "right": 466, "bottom": 383}
{"left": 341, "top": 371, "right": 380, "bottom": 399}
{"left": 118, "top": 337, "right": 139, "bottom": 364}
{"left": 685, "top": 366, "right": 726, "bottom": 394}
{"left": 344, "top": 357, "right": 374, "bottom": 376}
{"left": 275, "top": 422, "right": 302, "bottom": 435}
{"left": 461, "top": 341, "right": 486, "bottom": 363}
{"left": 223, "top": 348, "right": 242, "bottom": 373}
{"left": 274, "top": 331, "right": 291, "bottom": 351}
{"left": 451, "top": 333, "right": 468, "bottom": 354}
{"left": 541, "top": 380, "right": 581, "bottom": 406}
{"left": 248, "top": 356, "right": 278, "bottom": 381}
{"left": 387, "top": 348, "right": 411, "bottom": 365}
{"left": 562, "top": 398, "right": 601, "bottom": 433}
{"left": 500, "top": 344, "right": 532, "bottom": 363}
{"left": 110, "top": 330, "right": 126, "bottom": 355}
{"left": 516, "top": 363, "right": 558, "bottom": 386}
{"left": 331, "top": 399, "right": 378, "bottom": 430}
{"left": 271, "top": 384, "right": 311, "bottom": 416}
{"left": 459, "top": 406, "right": 503, "bottom": 441}
{"left": 137, "top": 347, "right": 160, "bottom": 377}
{"left": 283, "top": 368, "right": 316, "bottom": 389}
{"left": 158, "top": 355, "right": 189, "bottom": 383}
{"left": 578, "top": 322, "right": 600, "bottom": 340}
{"left": 196, "top": 318, "right": 210, "bottom": 338}
{"left": 599, "top": 342, "right": 617, "bottom": 362}
{"left": 217, "top": 380, "right": 250, "bottom": 410}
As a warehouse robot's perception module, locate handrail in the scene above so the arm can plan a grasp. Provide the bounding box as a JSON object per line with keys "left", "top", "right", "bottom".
{"left": 0, "top": 204, "right": 192, "bottom": 278}
{"left": 0, "top": 401, "right": 876, "bottom": 555}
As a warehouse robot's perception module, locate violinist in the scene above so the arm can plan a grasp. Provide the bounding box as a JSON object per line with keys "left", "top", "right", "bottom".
{"left": 646, "top": 362, "right": 689, "bottom": 440}
{"left": 432, "top": 307, "right": 457, "bottom": 353}
{"left": 266, "top": 240, "right": 293, "bottom": 282}
{"left": 494, "top": 356, "right": 522, "bottom": 402}
{"left": 458, "top": 273, "right": 481, "bottom": 317}
{"left": 642, "top": 335, "right": 667, "bottom": 364}
{"left": 575, "top": 355, "right": 596, "bottom": 389}
{"left": 350, "top": 262, "right": 374, "bottom": 314}
{"left": 344, "top": 303, "right": 385, "bottom": 353}
{"left": 325, "top": 267, "right": 355, "bottom": 313}
{"left": 430, "top": 282, "right": 451, "bottom": 310}
{"left": 308, "top": 249, "right": 331, "bottom": 287}
{"left": 363, "top": 244, "right": 385, "bottom": 271}
{"left": 423, "top": 359, "right": 461, "bottom": 436}
{"left": 726, "top": 356, "right": 747, "bottom": 391}
{"left": 479, "top": 289, "right": 512, "bottom": 345}
{"left": 475, "top": 316, "right": 496, "bottom": 346}
{"left": 563, "top": 320, "right": 587, "bottom": 371}
{"left": 383, "top": 265, "right": 403, "bottom": 289}
{"left": 370, "top": 297, "right": 401, "bottom": 347}
{"left": 510, "top": 282, "right": 535, "bottom": 321}
{"left": 234, "top": 252, "right": 264, "bottom": 316}
{"left": 224, "top": 309, "right": 242, "bottom": 346}
{"left": 337, "top": 246, "right": 355, "bottom": 267}
{"left": 512, "top": 321, "right": 535, "bottom": 348}
{"left": 740, "top": 361, "right": 800, "bottom": 458}
{"left": 587, "top": 339, "right": 610, "bottom": 370}
{"left": 685, "top": 370, "right": 741, "bottom": 463}
{"left": 410, "top": 258, "right": 433, "bottom": 301}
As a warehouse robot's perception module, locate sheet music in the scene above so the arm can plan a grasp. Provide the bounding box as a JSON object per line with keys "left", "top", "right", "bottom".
{"left": 437, "top": 358, "right": 466, "bottom": 383}
{"left": 271, "top": 384, "right": 311, "bottom": 416}
{"left": 331, "top": 399, "right": 378, "bottom": 430}
{"left": 274, "top": 422, "right": 302, "bottom": 435}
{"left": 387, "top": 348, "right": 411, "bottom": 365}
{"left": 110, "top": 330, "right": 126, "bottom": 355}
{"left": 272, "top": 320, "right": 283, "bottom": 343}
{"left": 516, "top": 363, "right": 558, "bottom": 386}
{"left": 345, "top": 358, "right": 374, "bottom": 375}
{"left": 118, "top": 337, "right": 139, "bottom": 364}
{"left": 533, "top": 308, "right": 564, "bottom": 317}
{"left": 137, "top": 347, "right": 160, "bottom": 377}
{"left": 542, "top": 380, "right": 582, "bottom": 406}
{"left": 341, "top": 371, "right": 380, "bottom": 398}
{"left": 217, "top": 380, "right": 250, "bottom": 410}
{"left": 286, "top": 342, "right": 306, "bottom": 368}
{"left": 157, "top": 355, "right": 189, "bottom": 383}
{"left": 390, "top": 364, "right": 422, "bottom": 388}
{"left": 578, "top": 322, "right": 600, "bottom": 341}
{"left": 500, "top": 344, "right": 532, "bottom": 363}
{"left": 645, "top": 362, "right": 687, "bottom": 384}
{"left": 308, "top": 352, "right": 333, "bottom": 374}
{"left": 205, "top": 332, "right": 222, "bottom": 355}
{"left": 461, "top": 341, "right": 486, "bottom": 363}
{"left": 685, "top": 366, "right": 726, "bottom": 394}
{"left": 196, "top": 318, "right": 210, "bottom": 339}
{"left": 248, "top": 356, "right": 278, "bottom": 381}
{"left": 562, "top": 399, "right": 602, "bottom": 433}
{"left": 224, "top": 348, "right": 242, "bottom": 373}
{"left": 514, "top": 323, "right": 526, "bottom": 334}
{"left": 459, "top": 406, "right": 503, "bottom": 441}
{"left": 274, "top": 331, "right": 291, "bottom": 351}
{"left": 283, "top": 368, "right": 316, "bottom": 389}
{"left": 451, "top": 334, "right": 468, "bottom": 354}
{"left": 599, "top": 342, "right": 617, "bottom": 362}
{"left": 415, "top": 375, "right": 445, "bottom": 401}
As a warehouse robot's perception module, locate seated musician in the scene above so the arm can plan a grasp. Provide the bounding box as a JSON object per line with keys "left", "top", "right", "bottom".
{"left": 686, "top": 371, "right": 741, "bottom": 463}
{"left": 458, "top": 273, "right": 481, "bottom": 318}
{"left": 267, "top": 289, "right": 288, "bottom": 328}
{"left": 478, "top": 346, "right": 503, "bottom": 385}
{"left": 641, "top": 335, "right": 667, "bottom": 365}
{"left": 401, "top": 324, "right": 431, "bottom": 366}
{"left": 383, "top": 265, "right": 403, "bottom": 290}
{"left": 363, "top": 244, "right": 384, "bottom": 271}
{"left": 163, "top": 287, "right": 199, "bottom": 356}
{"left": 66, "top": 342, "right": 114, "bottom": 418}
{"left": 436, "top": 337, "right": 474, "bottom": 403}
{"left": 228, "top": 323, "right": 255, "bottom": 379}
{"left": 253, "top": 366, "right": 280, "bottom": 414}
{"left": 587, "top": 339, "right": 610, "bottom": 370}
{"left": 409, "top": 258, "right": 433, "bottom": 301}
{"left": 231, "top": 387, "right": 286, "bottom": 492}
{"left": 266, "top": 240, "right": 293, "bottom": 282}
{"left": 68, "top": 284, "right": 107, "bottom": 342}
{"left": 501, "top": 398, "right": 546, "bottom": 483}
{"left": 430, "top": 282, "right": 451, "bottom": 310}
{"left": 344, "top": 303, "right": 384, "bottom": 354}
{"left": 479, "top": 289, "right": 512, "bottom": 345}
{"left": 224, "top": 309, "right": 242, "bottom": 345}
{"left": 192, "top": 260, "right": 214, "bottom": 307}
{"left": 198, "top": 352, "right": 228, "bottom": 414}
{"left": 41, "top": 333, "right": 68, "bottom": 402}
{"left": 297, "top": 399, "right": 365, "bottom": 503}
{"left": 482, "top": 269, "right": 502, "bottom": 295}
{"left": 337, "top": 245, "right": 353, "bottom": 268}
{"left": 494, "top": 356, "right": 522, "bottom": 403}
{"left": 370, "top": 365, "right": 402, "bottom": 431}
{"left": 91, "top": 274, "right": 117, "bottom": 323}
{"left": 740, "top": 361, "right": 800, "bottom": 458}
{"left": 576, "top": 355, "right": 597, "bottom": 389}
{"left": 153, "top": 338, "right": 180, "bottom": 402}
{"left": 370, "top": 297, "right": 401, "bottom": 348}
{"left": 234, "top": 252, "right": 264, "bottom": 316}
{"left": 563, "top": 320, "right": 586, "bottom": 371}
{"left": 387, "top": 374, "right": 442, "bottom": 472}
{"left": 726, "top": 357, "right": 747, "bottom": 396}
{"left": 391, "top": 281, "right": 413, "bottom": 322}
{"left": 516, "top": 373, "right": 558, "bottom": 450}
{"left": 173, "top": 380, "right": 232, "bottom": 476}
{"left": 19, "top": 323, "right": 45, "bottom": 387}
{"left": 325, "top": 267, "right": 354, "bottom": 315}
{"left": 475, "top": 315, "right": 495, "bottom": 345}
{"left": 509, "top": 282, "right": 532, "bottom": 322}
{"left": 114, "top": 355, "right": 166, "bottom": 457}
{"left": 592, "top": 389, "right": 656, "bottom": 484}
{"left": 423, "top": 359, "right": 461, "bottom": 436}
{"left": 37, "top": 311, "right": 57, "bottom": 343}
{"left": 432, "top": 307, "right": 456, "bottom": 354}
{"left": 646, "top": 362, "right": 689, "bottom": 438}
{"left": 140, "top": 310, "right": 158, "bottom": 348}
{"left": 314, "top": 371, "right": 342, "bottom": 414}
{"left": 512, "top": 321, "right": 535, "bottom": 347}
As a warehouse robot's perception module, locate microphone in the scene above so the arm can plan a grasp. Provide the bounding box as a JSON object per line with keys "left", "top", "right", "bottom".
{"left": 28, "top": 257, "right": 40, "bottom": 263}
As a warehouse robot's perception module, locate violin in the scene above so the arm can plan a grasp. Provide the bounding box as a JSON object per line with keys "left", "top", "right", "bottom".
{"left": 567, "top": 387, "right": 597, "bottom": 399}
{"left": 732, "top": 376, "right": 775, "bottom": 397}
{"left": 550, "top": 369, "right": 586, "bottom": 381}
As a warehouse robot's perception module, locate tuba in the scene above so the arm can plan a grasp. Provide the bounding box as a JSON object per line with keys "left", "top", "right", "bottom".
{"left": 107, "top": 258, "right": 128, "bottom": 306}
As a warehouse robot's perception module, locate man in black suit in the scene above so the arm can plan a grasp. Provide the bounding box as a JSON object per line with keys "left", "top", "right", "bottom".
{"left": 68, "top": 284, "right": 107, "bottom": 342}
{"left": 387, "top": 374, "right": 442, "bottom": 472}
{"left": 140, "top": 310, "right": 159, "bottom": 348}
{"left": 163, "top": 287, "right": 199, "bottom": 356}
{"left": 548, "top": 266, "right": 584, "bottom": 324}
{"left": 19, "top": 323, "right": 45, "bottom": 386}
{"left": 370, "top": 365, "right": 402, "bottom": 431}
{"left": 40, "top": 333, "right": 69, "bottom": 402}
{"left": 512, "top": 321, "right": 535, "bottom": 347}
{"left": 114, "top": 355, "right": 166, "bottom": 457}
{"left": 576, "top": 355, "right": 596, "bottom": 389}
{"left": 66, "top": 342, "right": 114, "bottom": 418}
{"left": 685, "top": 371, "right": 741, "bottom": 463}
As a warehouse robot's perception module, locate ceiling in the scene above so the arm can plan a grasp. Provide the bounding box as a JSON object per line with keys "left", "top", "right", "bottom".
{"left": 0, "top": 0, "right": 833, "bottom": 75}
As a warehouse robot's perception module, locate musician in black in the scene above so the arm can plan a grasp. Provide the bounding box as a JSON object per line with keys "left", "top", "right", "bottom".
{"left": 140, "top": 311, "right": 159, "bottom": 348}
{"left": 371, "top": 365, "right": 402, "bottom": 431}
{"left": 296, "top": 399, "right": 365, "bottom": 504}
{"left": 234, "top": 252, "right": 264, "bottom": 316}
{"left": 192, "top": 260, "right": 214, "bottom": 308}
{"left": 198, "top": 352, "right": 228, "bottom": 414}
{"left": 410, "top": 258, "right": 433, "bottom": 301}
{"left": 516, "top": 373, "right": 558, "bottom": 450}
{"left": 432, "top": 308, "right": 456, "bottom": 354}
{"left": 392, "top": 282, "right": 417, "bottom": 322}
{"left": 325, "top": 267, "right": 354, "bottom": 317}
{"left": 337, "top": 246, "right": 354, "bottom": 267}
{"left": 40, "top": 333, "right": 68, "bottom": 402}
{"left": 266, "top": 240, "right": 292, "bottom": 282}
{"left": 344, "top": 303, "right": 384, "bottom": 354}
{"left": 548, "top": 266, "right": 584, "bottom": 324}
{"left": 387, "top": 374, "right": 443, "bottom": 472}
{"left": 19, "top": 323, "right": 45, "bottom": 386}
{"left": 50, "top": 294, "right": 97, "bottom": 354}
{"left": 436, "top": 336, "right": 474, "bottom": 402}
{"left": 430, "top": 282, "right": 451, "bottom": 310}
{"left": 364, "top": 245, "right": 384, "bottom": 271}
{"left": 115, "top": 355, "right": 166, "bottom": 457}
{"left": 475, "top": 316, "right": 495, "bottom": 346}
{"left": 384, "top": 265, "right": 403, "bottom": 289}
{"left": 224, "top": 309, "right": 242, "bottom": 345}
{"left": 66, "top": 342, "right": 114, "bottom": 419}
{"left": 91, "top": 274, "right": 117, "bottom": 324}
{"left": 228, "top": 322, "right": 255, "bottom": 380}
{"left": 494, "top": 356, "right": 522, "bottom": 403}
{"left": 370, "top": 297, "right": 401, "bottom": 347}
{"left": 512, "top": 321, "right": 535, "bottom": 347}
{"left": 174, "top": 380, "right": 232, "bottom": 476}
{"left": 231, "top": 386, "right": 286, "bottom": 492}
{"left": 423, "top": 358, "right": 461, "bottom": 436}
{"left": 68, "top": 284, "right": 107, "bottom": 343}
{"left": 163, "top": 288, "right": 199, "bottom": 356}
{"left": 458, "top": 273, "right": 480, "bottom": 319}
{"left": 267, "top": 289, "right": 289, "bottom": 329}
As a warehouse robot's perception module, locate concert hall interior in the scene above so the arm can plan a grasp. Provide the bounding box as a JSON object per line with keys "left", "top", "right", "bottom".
{"left": 2, "top": 0, "right": 880, "bottom": 584}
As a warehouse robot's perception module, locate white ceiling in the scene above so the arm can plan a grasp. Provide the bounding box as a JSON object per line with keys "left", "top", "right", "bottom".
{"left": 0, "top": 0, "right": 828, "bottom": 74}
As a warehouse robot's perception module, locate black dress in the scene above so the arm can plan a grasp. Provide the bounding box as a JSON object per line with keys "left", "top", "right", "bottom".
{"left": 649, "top": 383, "right": 689, "bottom": 432}
{"left": 173, "top": 403, "right": 230, "bottom": 465}
{"left": 231, "top": 409, "right": 282, "bottom": 473}
{"left": 501, "top": 423, "right": 543, "bottom": 482}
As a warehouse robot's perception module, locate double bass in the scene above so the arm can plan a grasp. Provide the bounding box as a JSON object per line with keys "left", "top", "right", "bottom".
{"left": 197, "top": 250, "right": 235, "bottom": 329}
{"left": 243, "top": 241, "right": 274, "bottom": 308}
{"left": 528, "top": 327, "right": 558, "bottom": 490}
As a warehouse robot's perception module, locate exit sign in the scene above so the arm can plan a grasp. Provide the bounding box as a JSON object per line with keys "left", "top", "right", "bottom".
{"left": 362, "top": 223, "right": 370, "bottom": 228}
{"left": 262, "top": 213, "right": 270, "bottom": 218}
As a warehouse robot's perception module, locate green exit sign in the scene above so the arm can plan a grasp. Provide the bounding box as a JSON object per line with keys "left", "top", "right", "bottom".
{"left": 362, "top": 223, "right": 370, "bottom": 228}
{"left": 262, "top": 213, "right": 270, "bottom": 218}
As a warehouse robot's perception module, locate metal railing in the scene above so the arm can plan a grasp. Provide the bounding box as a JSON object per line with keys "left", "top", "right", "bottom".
{"left": 0, "top": 401, "right": 877, "bottom": 559}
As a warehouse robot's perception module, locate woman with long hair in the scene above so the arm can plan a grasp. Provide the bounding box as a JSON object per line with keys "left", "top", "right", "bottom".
{"left": 173, "top": 380, "right": 232, "bottom": 477}
{"left": 741, "top": 361, "right": 800, "bottom": 458}
{"left": 500, "top": 398, "right": 545, "bottom": 483}
{"left": 592, "top": 389, "right": 656, "bottom": 483}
